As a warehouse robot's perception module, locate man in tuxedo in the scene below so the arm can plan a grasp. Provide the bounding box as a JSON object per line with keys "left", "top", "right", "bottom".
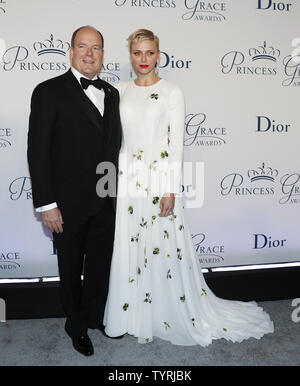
{"left": 27, "top": 26, "right": 122, "bottom": 356}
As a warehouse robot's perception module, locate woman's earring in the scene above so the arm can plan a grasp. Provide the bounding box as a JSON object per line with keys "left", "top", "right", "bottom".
{"left": 155, "top": 62, "right": 160, "bottom": 75}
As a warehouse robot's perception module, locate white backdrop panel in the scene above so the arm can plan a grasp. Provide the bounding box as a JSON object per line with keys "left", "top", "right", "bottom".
{"left": 0, "top": 0, "right": 299, "bottom": 278}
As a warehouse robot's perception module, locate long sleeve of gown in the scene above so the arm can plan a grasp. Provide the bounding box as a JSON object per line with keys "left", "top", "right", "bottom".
{"left": 164, "top": 85, "right": 185, "bottom": 194}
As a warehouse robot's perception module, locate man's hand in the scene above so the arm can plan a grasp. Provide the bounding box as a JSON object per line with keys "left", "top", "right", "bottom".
{"left": 42, "top": 208, "right": 64, "bottom": 233}
{"left": 159, "top": 193, "right": 175, "bottom": 217}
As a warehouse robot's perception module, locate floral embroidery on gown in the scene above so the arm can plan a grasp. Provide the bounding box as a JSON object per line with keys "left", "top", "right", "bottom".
{"left": 103, "top": 79, "right": 274, "bottom": 346}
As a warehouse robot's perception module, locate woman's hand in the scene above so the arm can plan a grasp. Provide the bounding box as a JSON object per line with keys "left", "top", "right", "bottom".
{"left": 159, "top": 193, "right": 175, "bottom": 217}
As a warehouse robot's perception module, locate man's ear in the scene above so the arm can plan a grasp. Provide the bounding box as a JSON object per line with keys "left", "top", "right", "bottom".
{"left": 69, "top": 46, "right": 73, "bottom": 63}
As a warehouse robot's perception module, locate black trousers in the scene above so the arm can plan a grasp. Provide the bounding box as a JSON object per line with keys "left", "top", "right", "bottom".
{"left": 53, "top": 198, "right": 115, "bottom": 338}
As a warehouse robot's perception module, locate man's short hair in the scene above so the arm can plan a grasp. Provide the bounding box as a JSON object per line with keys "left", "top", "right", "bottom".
{"left": 71, "top": 26, "right": 104, "bottom": 48}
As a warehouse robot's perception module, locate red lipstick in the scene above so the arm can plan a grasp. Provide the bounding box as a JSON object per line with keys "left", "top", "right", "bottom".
{"left": 140, "top": 65, "right": 149, "bottom": 68}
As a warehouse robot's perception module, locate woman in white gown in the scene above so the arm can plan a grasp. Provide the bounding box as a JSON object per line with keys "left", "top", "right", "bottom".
{"left": 103, "top": 29, "right": 274, "bottom": 346}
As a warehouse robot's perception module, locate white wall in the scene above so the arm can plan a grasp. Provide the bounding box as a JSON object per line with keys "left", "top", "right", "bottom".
{"left": 0, "top": 0, "right": 299, "bottom": 278}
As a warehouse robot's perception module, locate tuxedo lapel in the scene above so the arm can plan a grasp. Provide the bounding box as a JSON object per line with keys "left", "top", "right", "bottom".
{"left": 62, "top": 69, "right": 105, "bottom": 137}
{"left": 102, "top": 83, "right": 117, "bottom": 146}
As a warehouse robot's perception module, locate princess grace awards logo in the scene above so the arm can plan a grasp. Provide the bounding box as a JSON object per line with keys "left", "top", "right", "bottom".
{"left": 9, "top": 177, "right": 32, "bottom": 201}
{"left": 100, "top": 61, "right": 121, "bottom": 84}
{"left": 220, "top": 163, "right": 300, "bottom": 205}
{"left": 182, "top": 0, "right": 226, "bottom": 22}
{"left": 279, "top": 173, "right": 300, "bottom": 205}
{"left": 0, "top": 252, "right": 22, "bottom": 271}
{"left": 0, "top": 0, "right": 6, "bottom": 14}
{"left": 221, "top": 40, "right": 300, "bottom": 87}
{"left": 282, "top": 51, "right": 300, "bottom": 87}
{"left": 192, "top": 233, "right": 225, "bottom": 266}
{"left": 220, "top": 162, "right": 277, "bottom": 197}
{"left": 2, "top": 34, "right": 70, "bottom": 71}
{"left": 114, "top": 0, "right": 176, "bottom": 8}
{"left": 0, "top": 127, "right": 12, "bottom": 149}
{"left": 221, "top": 41, "right": 280, "bottom": 77}
{"left": 184, "top": 113, "right": 227, "bottom": 147}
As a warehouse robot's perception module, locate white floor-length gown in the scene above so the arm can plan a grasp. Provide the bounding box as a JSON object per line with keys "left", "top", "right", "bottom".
{"left": 103, "top": 79, "right": 274, "bottom": 346}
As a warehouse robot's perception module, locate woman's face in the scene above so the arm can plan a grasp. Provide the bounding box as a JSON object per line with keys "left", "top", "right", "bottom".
{"left": 130, "top": 39, "right": 160, "bottom": 77}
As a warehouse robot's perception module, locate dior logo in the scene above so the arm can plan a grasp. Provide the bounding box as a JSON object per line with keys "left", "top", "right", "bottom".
{"left": 256, "top": 0, "right": 292, "bottom": 11}
{"left": 159, "top": 52, "right": 192, "bottom": 70}
{"left": 256, "top": 116, "right": 290, "bottom": 133}
{"left": 253, "top": 234, "right": 287, "bottom": 249}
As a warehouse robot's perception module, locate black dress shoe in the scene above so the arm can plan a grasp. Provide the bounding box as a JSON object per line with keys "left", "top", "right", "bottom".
{"left": 98, "top": 325, "right": 125, "bottom": 339}
{"left": 72, "top": 334, "right": 94, "bottom": 356}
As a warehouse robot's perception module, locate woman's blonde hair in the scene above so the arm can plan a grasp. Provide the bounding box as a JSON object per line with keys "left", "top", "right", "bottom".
{"left": 127, "top": 29, "right": 159, "bottom": 52}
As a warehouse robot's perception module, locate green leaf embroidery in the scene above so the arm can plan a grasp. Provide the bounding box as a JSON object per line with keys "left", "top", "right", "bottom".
{"left": 140, "top": 218, "right": 147, "bottom": 228}
{"left": 153, "top": 247, "right": 160, "bottom": 255}
{"left": 128, "top": 206, "right": 133, "bottom": 214}
{"left": 177, "top": 248, "right": 182, "bottom": 260}
{"left": 150, "top": 160, "right": 158, "bottom": 171}
{"left": 123, "top": 303, "right": 129, "bottom": 311}
{"left": 164, "top": 322, "right": 171, "bottom": 330}
{"left": 131, "top": 233, "right": 139, "bottom": 242}
{"left": 133, "top": 149, "right": 144, "bottom": 160}
{"left": 152, "top": 196, "right": 159, "bottom": 205}
{"left": 163, "top": 230, "right": 169, "bottom": 239}
{"left": 201, "top": 288, "right": 207, "bottom": 297}
{"left": 144, "top": 293, "right": 152, "bottom": 303}
{"left": 150, "top": 93, "right": 159, "bottom": 100}
{"left": 137, "top": 267, "right": 141, "bottom": 275}
{"left": 180, "top": 295, "right": 185, "bottom": 302}
{"left": 179, "top": 225, "right": 184, "bottom": 231}
{"left": 160, "top": 150, "right": 169, "bottom": 159}
{"left": 169, "top": 214, "right": 177, "bottom": 222}
{"left": 166, "top": 269, "right": 172, "bottom": 279}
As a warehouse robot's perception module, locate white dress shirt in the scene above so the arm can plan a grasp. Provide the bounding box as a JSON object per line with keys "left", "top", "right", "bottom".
{"left": 36, "top": 67, "right": 105, "bottom": 213}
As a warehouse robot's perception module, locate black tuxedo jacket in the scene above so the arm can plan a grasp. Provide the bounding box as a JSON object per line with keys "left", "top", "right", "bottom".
{"left": 27, "top": 69, "right": 122, "bottom": 217}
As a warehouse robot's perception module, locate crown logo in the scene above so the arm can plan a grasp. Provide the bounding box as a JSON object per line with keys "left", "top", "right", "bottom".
{"left": 33, "top": 34, "right": 70, "bottom": 56}
{"left": 249, "top": 41, "right": 280, "bottom": 62}
{"left": 248, "top": 163, "right": 278, "bottom": 182}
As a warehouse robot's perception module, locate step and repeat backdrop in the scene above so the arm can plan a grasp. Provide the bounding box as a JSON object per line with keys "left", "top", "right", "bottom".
{"left": 0, "top": 0, "right": 299, "bottom": 278}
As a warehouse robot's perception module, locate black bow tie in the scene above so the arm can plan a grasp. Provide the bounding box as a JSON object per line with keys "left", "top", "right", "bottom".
{"left": 80, "top": 77, "right": 104, "bottom": 90}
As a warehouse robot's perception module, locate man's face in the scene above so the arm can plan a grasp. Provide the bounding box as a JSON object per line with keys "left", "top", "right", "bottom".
{"left": 70, "top": 27, "right": 104, "bottom": 79}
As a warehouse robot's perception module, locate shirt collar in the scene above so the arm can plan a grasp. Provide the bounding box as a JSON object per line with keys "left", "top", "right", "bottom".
{"left": 71, "top": 67, "right": 98, "bottom": 85}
